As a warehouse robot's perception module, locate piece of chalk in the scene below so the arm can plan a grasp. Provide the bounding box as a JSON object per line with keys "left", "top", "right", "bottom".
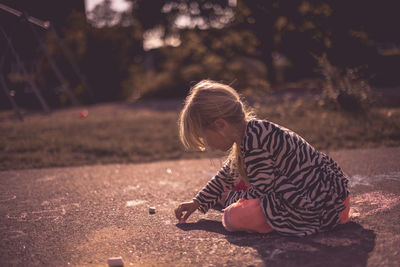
{"left": 149, "top": 206, "right": 156, "bottom": 214}
{"left": 107, "top": 256, "right": 124, "bottom": 267}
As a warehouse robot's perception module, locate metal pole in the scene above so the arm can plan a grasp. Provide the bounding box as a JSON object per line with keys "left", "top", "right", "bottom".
{"left": 23, "top": 12, "right": 79, "bottom": 106}
{"left": 0, "top": 72, "right": 24, "bottom": 121}
{"left": 49, "top": 25, "right": 96, "bottom": 103}
{"left": 1, "top": 27, "right": 51, "bottom": 114}
{"left": 0, "top": 3, "right": 50, "bottom": 30}
{"left": 0, "top": 39, "right": 23, "bottom": 121}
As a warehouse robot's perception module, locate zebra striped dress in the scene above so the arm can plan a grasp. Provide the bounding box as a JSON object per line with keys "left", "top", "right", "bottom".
{"left": 194, "top": 119, "right": 349, "bottom": 236}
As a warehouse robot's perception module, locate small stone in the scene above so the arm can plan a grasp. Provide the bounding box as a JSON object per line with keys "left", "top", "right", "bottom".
{"left": 108, "top": 256, "right": 124, "bottom": 267}
{"left": 149, "top": 206, "right": 156, "bottom": 214}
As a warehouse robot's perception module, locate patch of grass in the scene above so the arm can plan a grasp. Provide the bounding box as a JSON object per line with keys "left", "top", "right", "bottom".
{"left": 0, "top": 104, "right": 209, "bottom": 171}
{"left": 314, "top": 54, "right": 374, "bottom": 113}
{"left": 255, "top": 97, "right": 400, "bottom": 151}
{"left": 1, "top": 98, "right": 400, "bottom": 171}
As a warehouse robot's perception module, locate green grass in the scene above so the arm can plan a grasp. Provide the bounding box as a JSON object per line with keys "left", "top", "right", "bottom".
{"left": 1, "top": 97, "right": 400, "bottom": 171}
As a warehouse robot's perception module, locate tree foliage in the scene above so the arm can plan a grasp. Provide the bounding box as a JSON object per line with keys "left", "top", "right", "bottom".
{"left": 2, "top": 0, "right": 399, "bottom": 109}
{"left": 124, "top": 27, "right": 267, "bottom": 100}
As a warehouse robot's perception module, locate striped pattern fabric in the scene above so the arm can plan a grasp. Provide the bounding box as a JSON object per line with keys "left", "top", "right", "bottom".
{"left": 194, "top": 119, "right": 349, "bottom": 236}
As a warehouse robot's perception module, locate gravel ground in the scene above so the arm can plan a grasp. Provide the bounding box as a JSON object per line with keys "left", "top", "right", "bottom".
{"left": 1, "top": 146, "right": 400, "bottom": 267}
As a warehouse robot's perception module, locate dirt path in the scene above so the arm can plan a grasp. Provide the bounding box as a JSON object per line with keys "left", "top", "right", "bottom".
{"left": 1, "top": 146, "right": 400, "bottom": 266}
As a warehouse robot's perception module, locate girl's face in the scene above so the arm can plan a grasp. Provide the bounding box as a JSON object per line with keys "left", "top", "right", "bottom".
{"left": 201, "top": 120, "right": 235, "bottom": 152}
{"left": 202, "top": 128, "right": 233, "bottom": 151}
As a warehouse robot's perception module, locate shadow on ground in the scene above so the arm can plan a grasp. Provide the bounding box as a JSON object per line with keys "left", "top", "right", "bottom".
{"left": 178, "top": 220, "right": 376, "bottom": 267}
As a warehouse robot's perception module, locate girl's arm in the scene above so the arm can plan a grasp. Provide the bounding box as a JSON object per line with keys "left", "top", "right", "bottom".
{"left": 193, "top": 160, "right": 236, "bottom": 213}
{"left": 225, "top": 148, "right": 275, "bottom": 204}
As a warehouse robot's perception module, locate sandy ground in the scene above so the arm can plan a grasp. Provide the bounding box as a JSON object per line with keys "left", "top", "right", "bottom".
{"left": 1, "top": 146, "right": 400, "bottom": 267}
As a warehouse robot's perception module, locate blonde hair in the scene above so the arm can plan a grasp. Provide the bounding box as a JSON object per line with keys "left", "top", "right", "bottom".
{"left": 179, "top": 80, "right": 255, "bottom": 181}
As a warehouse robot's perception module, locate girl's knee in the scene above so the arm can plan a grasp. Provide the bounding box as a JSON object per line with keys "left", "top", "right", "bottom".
{"left": 222, "top": 200, "right": 243, "bottom": 232}
{"left": 222, "top": 198, "right": 274, "bottom": 234}
{"left": 222, "top": 208, "right": 237, "bottom": 232}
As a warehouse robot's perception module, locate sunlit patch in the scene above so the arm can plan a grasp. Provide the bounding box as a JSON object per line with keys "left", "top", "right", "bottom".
{"left": 37, "top": 175, "right": 57, "bottom": 182}
{"left": 2, "top": 230, "right": 27, "bottom": 240}
{"left": 350, "top": 210, "right": 361, "bottom": 218}
{"left": 126, "top": 200, "right": 146, "bottom": 207}
{"left": 313, "top": 236, "right": 359, "bottom": 246}
{"left": 349, "top": 172, "right": 400, "bottom": 187}
{"left": 0, "top": 193, "right": 16, "bottom": 203}
{"left": 41, "top": 200, "right": 50, "bottom": 206}
{"left": 70, "top": 227, "right": 130, "bottom": 266}
{"left": 351, "top": 191, "right": 400, "bottom": 217}
{"left": 6, "top": 204, "right": 68, "bottom": 222}
{"left": 159, "top": 180, "right": 180, "bottom": 188}
{"left": 374, "top": 172, "right": 400, "bottom": 182}
{"left": 123, "top": 185, "right": 140, "bottom": 192}
{"left": 349, "top": 175, "right": 371, "bottom": 187}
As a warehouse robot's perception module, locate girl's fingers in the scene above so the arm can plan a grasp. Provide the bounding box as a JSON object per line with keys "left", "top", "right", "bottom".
{"left": 175, "top": 202, "right": 198, "bottom": 221}
{"left": 182, "top": 209, "right": 193, "bottom": 221}
{"left": 183, "top": 205, "right": 197, "bottom": 221}
{"left": 175, "top": 206, "right": 183, "bottom": 219}
{"left": 175, "top": 204, "right": 188, "bottom": 219}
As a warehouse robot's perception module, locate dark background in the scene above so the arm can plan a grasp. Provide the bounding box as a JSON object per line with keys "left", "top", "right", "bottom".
{"left": 1, "top": 0, "right": 399, "bottom": 110}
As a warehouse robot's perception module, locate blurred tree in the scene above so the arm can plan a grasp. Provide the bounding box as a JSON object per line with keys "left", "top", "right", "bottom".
{"left": 87, "top": 0, "right": 118, "bottom": 28}
{"left": 122, "top": 0, "right": 271, "bottom": 99}
{"left": 124, "top": 26, "right": 268, "bottom": 99}
{"left": 39, "top": 10, "right": 90, "bottom": 106}
{"left": 235, "top": 0, "right": 399, "bottom": 84}
{"left": 35, "top": 0, "right": 143, "bottom": 105}
{"left": 325, "top": 0, "right": 400, "bottom": 86}
{"left": 0, "top": 0, "right": 87, "bottom": 109}
{"left": 128, "top": 0, "right": 233, "bottom": 31}
{"left": 126, "top": 0, "right": 236, "bottom": 51}
{"left": 7, "top": 0, "right": 398, "bottom": 109}
{"left": 83, "top": 28, "right": 142, "bottom": 102}
{"left": 96, "top": 0, "right": 400, "bottom": 102}
{"left": 64, "top": 0, "right": 143, "bottom": 103}
{"left": 232, "top": 0, "right": 276, "bottom": 82}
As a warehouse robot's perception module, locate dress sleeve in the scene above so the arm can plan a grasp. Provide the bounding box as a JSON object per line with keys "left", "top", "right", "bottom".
{"left": 225, "top": 148, "right": 276, "bottom": 205}
{"left": 194, "top": 160, "right": 236, "bottom": 213}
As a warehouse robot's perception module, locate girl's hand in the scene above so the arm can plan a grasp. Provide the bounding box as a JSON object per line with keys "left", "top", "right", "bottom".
{"left": 174, "top": 200, "right": 200, "bottom": 222}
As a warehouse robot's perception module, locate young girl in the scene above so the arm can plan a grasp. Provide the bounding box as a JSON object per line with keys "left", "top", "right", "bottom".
{"left": 174, "top": 80, "right": 350, "bottom": 237}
